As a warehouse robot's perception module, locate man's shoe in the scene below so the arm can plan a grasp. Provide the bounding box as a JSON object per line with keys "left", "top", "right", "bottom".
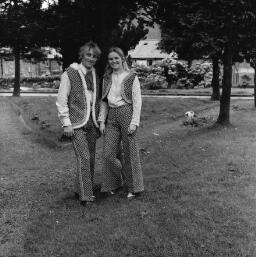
{"left": 74, "top": 192, "right": 79, "bottom": 200}
{"left": 80, "top": 196, "right": 96, "bottom": 206}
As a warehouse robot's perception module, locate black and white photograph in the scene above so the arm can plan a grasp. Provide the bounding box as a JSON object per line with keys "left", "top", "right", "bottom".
{"left": 1, "top": 0, "right": 256, "bottom": 256}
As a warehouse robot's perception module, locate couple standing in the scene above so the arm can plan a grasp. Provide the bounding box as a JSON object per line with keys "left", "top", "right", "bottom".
{"left": 56, "top": 41, "right": 144, "bottom": 206}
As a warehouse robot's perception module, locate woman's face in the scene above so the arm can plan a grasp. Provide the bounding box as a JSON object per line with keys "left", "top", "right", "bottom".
{"left": 108, "top": 51, "right": 123, "bottom": 71}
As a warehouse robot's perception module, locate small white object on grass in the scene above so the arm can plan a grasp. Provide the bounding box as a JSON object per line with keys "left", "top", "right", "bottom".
{"left": 185, "top": 111, "right": 195, "bottom": 122}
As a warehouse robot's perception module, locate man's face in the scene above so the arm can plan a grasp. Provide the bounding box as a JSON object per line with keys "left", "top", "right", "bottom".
{"left": 81, "top": 48, "right": 98, "bottom": 70}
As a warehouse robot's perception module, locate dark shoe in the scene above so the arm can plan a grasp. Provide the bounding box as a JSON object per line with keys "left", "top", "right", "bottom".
{"left": 80, "top": 196, "right": 96, "bottom": 206}
{"left": 80, "top": 200, "right": 95, "bottom": 206}
{"left": 74, "top": 192, "right": 79, "bottom": 200}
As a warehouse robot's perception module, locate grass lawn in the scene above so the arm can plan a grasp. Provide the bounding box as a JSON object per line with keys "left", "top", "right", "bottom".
{"left": 9, "top": 96, "right": 217, "bottom": 147}
{"left": 2, "top": 96, "right": 256, "bottom": 257}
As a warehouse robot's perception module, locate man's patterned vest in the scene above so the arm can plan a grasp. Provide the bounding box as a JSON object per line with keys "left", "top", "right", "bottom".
{"left": 102, "top": 72, "right": 137, "bottom": 103}
{"left": 66, "top": 66, "right": 100, "bottom": 129}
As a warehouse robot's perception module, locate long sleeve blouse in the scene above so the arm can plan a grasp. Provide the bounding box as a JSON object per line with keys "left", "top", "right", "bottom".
{"left": 98, "top": 71, "right": 142, "bottom": 127}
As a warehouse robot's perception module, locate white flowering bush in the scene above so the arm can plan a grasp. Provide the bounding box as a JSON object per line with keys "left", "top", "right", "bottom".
{"left": 187, "top": 61, "right": 212, "bottom": 88}
{"left": 133, "top": 63, "right": 168, "bottom": 89}
{"left": 133, "top": 57, "right": 214, "bottom": 89}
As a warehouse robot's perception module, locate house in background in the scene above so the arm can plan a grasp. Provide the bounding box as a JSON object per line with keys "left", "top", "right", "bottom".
{"left": 232, "top": 61, "right": 255, "bottom": 87}
{"left": 128, "top": 39, "right": 169, "bottom": 66}
{"left": 131, "top": 25, "right": 255, "bottom": 87}
{"left": 0, "top": 47, "right": 62, "bottom": 78}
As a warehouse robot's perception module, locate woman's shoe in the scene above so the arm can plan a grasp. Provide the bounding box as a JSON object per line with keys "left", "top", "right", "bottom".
{"left": 127, "top": 192, "right": 136, "bottom": 199}
{"left": 127, "top": 192, "right": 142, "bottom": 199}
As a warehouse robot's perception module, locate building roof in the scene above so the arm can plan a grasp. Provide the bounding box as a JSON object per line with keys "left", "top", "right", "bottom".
{"left": 128, "top": 40, "right": 169, "bottom": 59}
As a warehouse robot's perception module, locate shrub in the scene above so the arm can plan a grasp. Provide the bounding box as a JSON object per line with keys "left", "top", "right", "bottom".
{"left": 176, "top": 78, "right": 194, "bottom": 89}
{"left": 0, "top": 75, "right": 61, "bottom": 89}
{"left": 133, "top": 58, "right": 214, "bottom": 90}
{"left": 239, "top": 74, "right": 252, "bottom": 88}
{"left": 142, "top": 73, "right": 167, "bottom": 90}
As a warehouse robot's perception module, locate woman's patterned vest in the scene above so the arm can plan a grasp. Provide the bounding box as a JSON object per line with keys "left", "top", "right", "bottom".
{"left": 66, "top": 67, "right": 100, "bottom": 129}
{"left": 102, "top": 72, "right": 137, "bottom": 104}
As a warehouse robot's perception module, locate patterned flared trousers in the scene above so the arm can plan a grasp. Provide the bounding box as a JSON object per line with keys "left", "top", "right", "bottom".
{"left": 101, "top": 104, "right": 144, "bottom": 193}
{"left": 72, "top": 116, "right": 99, "bottom": 201}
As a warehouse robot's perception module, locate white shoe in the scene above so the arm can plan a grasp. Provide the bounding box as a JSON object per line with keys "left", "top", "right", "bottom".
{"left": 127, "top": 192, "right": 136, "bottom": 199}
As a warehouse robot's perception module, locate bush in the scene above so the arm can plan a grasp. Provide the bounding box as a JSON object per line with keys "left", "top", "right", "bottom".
{"left": 0, "top": 75, "right": 61, "bottom": 89}
{"left": 176, "top": 78, "right": 194, "bottom": 89}
{"left": 133, "top": 58, "right": 214, "bottom": 90}
{"left": 239, "top": 74, "right": 252, "bottom": 88}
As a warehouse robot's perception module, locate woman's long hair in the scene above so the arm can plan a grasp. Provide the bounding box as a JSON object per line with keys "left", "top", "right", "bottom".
{"left": 104, "top": 47, "right": 130, "bottom": 78}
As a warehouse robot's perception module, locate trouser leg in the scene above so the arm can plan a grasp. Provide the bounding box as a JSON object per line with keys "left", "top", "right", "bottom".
{"left": 119, "top": 105, "right": 144, "bottom": 193}
{"left": 86, "top": 126, "right": 98, "bottom": 182}
{"left": 101, "top": 122, "right": 123, "bottom": 192}
{"left": 72, "top": 127, "right": 95, "bottom": 202}
{"left": 121, "top": 129, "right": 144, "bottom": 193}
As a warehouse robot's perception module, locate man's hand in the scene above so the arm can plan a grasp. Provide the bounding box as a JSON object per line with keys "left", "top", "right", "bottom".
{"left": 128, "top": 124, "right": 137, "bottom": 135}
{"left": 99, "top": 122, "right": 105, "bottom": 135}
{"left": 63, "top": 125, "right": 74, "bottom": 137}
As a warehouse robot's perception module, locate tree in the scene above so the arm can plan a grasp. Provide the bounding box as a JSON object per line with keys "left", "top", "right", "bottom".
{"left": 156, "top": 0, "right": 256, "bottom": 125}
{"left": 240, "top": 48, "right": 256, "bottom": 107}
{"left": 157, "top": 1, "right": 222, "bottom": 100}
{"left": 0, "top": 0, "right": 46, "bottom": 96}
{"left": 44, "top": 0, "right": 157, "bottom": 76}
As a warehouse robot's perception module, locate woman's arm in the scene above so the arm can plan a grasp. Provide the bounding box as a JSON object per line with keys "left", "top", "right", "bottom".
{"left": 128, "top": 75, "right": 142, "bottom": 134}
{"left": 130, "top": 75, "right": 142, "bottom": 127}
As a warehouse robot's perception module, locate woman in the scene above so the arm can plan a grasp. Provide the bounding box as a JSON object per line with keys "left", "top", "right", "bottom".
{"left": 98, "top": 47, "right": 144, "bottom": 199}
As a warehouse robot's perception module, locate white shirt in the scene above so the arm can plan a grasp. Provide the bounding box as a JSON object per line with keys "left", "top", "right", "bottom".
{"left": 98, "top": 71, "right": 142, "bottom": 127}
{"left": 56, "top": 63, "right": 94, "bottom": 127}
{"left": 107, "top": 72, "right": 127, "bottom": 107}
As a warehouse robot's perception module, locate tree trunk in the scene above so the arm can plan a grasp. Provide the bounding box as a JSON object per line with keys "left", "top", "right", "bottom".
{"left": 211, "top": 56, "right": 220, "bottom": 101}
{"left": 61, "top": 40, "right": 79, "bottom": 71}
{"left": 13, "top": 46, "right": 21, "bottom": 96}
{"left": 0, "top": 56, "right": 3, "bottom": 76}
{"left": 216, "top": 44, "right": 233, "bottom": 125}
{"left": 254, "top": 66, "right": 256, "bottom": 108}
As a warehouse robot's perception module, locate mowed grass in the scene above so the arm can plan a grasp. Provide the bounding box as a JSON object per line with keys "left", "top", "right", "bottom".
{"left": 10, "top": 96, "right": 216, "bottom": 146}
{"left": 4, "top": 96, "right": 256, "bottom": 257}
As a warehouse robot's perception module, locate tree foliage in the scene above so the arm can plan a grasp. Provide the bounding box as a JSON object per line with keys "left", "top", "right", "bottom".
{"left": 0, "top": 0, "right": 48, "bottom": 96}
{"left": 44, "top": 0, "right": 157, "bottom": 74}
{"left": 156, "top": 0, "right": 256, "bottom": 125}
{"left": 0, "top": 0, "right": 157, "bottom": 95}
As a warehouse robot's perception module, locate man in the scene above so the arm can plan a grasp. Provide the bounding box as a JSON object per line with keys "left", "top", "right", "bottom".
{"left": 56, "top": 41, "right": 101, "bottom": 206}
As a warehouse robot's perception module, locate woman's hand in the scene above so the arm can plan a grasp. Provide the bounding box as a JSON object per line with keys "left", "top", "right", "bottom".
{"left": 128, "top": 124, "right": 137, "bottom": 135}
{"left": 99, "top": 122, "right": 106, "bottom": 135}
{"left": 63, "top": 125, "right": 74, "bottom": 137}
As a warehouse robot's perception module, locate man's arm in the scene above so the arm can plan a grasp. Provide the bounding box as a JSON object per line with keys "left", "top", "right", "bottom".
{"left": 56, "top": 72, "right": 73, "bottom": 137}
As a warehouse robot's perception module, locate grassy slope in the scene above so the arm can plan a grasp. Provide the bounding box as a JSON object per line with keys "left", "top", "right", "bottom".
{"left": 3, "top": 97, "right": 256, "bottom": 257}
{"left": 10, "top": 96, "right": 216, "bottom": 146}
